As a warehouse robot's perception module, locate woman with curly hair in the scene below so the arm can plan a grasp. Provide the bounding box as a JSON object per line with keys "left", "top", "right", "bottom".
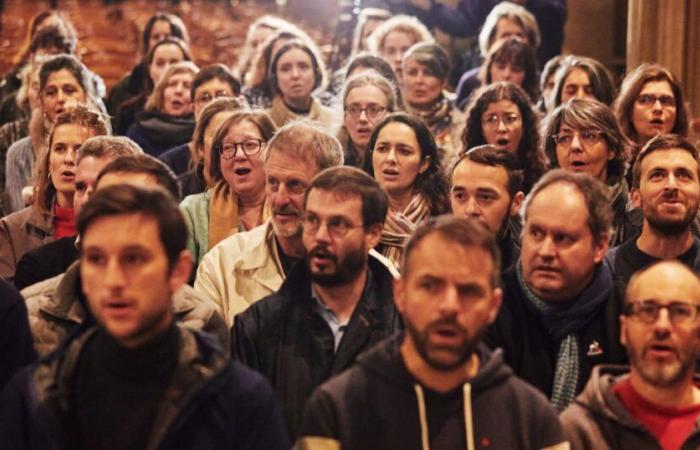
{"left": 463, "top": 81, "right": 544, "bottom": 192}
{"left": 363, "top": 112, "right": 449, "bottom": 266}
{"left": 542, "top": 98, "right": 634, "bottom": 246}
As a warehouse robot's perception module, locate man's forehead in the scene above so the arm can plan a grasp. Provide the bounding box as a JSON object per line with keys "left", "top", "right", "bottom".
{"left": 453, "top": 159, "right": 509, "bottom": 191}
{"left": 640, "top": 148, "right": 698, "bottom": 172}
{"left": 628, "top": 263, "right": 700, "bottom": 304}
{"left": 406, "top": 234, "right": 493, "bottom": 278}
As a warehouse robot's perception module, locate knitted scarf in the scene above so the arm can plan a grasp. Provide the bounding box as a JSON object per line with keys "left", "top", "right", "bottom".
{"left": 380, "top": 193, "right": 430, "bottom": 267}
{"left": 608, "top": 177, "right": 631, "bottom": 246}
{"left": 516, "top": 261, "right": 613, "bottom": 411}
{"left": 207, "top": 180, "right": 269, "bottom": 250}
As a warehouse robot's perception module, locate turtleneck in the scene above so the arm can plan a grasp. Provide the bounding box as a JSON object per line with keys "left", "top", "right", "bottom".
{"left": 71, "top": 323, "right": 180, "bottom": 450}
{"left": 53, "top": 203, "right": 76, "bottom": 239}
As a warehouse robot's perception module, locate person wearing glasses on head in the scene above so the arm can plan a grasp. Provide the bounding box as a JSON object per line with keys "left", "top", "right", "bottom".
{"left": 542, "top": 98, "right": 634, "bottom": 246}
{"left": 561, "top": 260, "right": 700, "bottom": 450}
{"left": 606, "top": 135, "right": 700, "bottom": 289}
{"left": 338, "top": 73, "right": 397, "bottom": 168}
{"left": 463, "top": 81, "right": 544, "bottom": 192}
{"left": 402, "top": 42, "right": 466, "bottom": 169}
{"left": 180, "top": 110, "right": 275, "bottom": 268}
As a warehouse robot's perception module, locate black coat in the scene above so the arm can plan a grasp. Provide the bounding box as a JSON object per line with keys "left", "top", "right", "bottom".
{"left": 0, "top": 326, "right": 290, "bottom": 450}
{"left": 0, "top": 279, "right": 35, "bottom": 390}
{"left": 484, "top": 266, "right": 627, "bottom": 399}
{"left": 14, "top": 236, "right": 78, "bottom": 290}
{"left": 232, "top": 256, "right": 402, "bottom": 438}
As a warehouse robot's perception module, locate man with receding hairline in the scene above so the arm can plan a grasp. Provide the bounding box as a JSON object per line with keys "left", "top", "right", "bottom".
{"left": 562, "top": 260, "right": 700, "bottom": 449}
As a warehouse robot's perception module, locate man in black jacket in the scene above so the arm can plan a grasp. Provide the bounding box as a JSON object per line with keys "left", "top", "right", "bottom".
{"left": 298, "top": 216, "right": 567, "bottom": 450}
{"left": 1, "top": 185, "right": 288, "bottom": 450}
{"left": 232, "top": 166, "right": 402, "bottom": 438}
{"left": 450, "top": 145, "right": 524, "bottom": 273}
{"left": 486, "top": 169, "right": 627, "bottom": 412}
{"left": 607, "top": 134, "right": 700, "bottom": 287}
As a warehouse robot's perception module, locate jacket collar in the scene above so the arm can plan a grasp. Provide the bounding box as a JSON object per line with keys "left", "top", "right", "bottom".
{"left": 234, "top": 221, "right": 286, "bottom": 292}
{"left": 26, "top": 205, "right": 54, "bottom": 236}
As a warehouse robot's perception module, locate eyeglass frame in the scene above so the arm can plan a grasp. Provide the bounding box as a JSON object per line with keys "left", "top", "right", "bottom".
{"left": 218, "top": 139, "right": 266, "bottom": 160}
{"left": 636, "top": 93, "right": 676, "bottom": 108}
{"left": 551, "top": 129, "right": 606, "bottom": 148}
{"left": 302, "top": 212, "right": 365, "bottom": 239}
{"left": 480, "top": 112, "right": 522, "bottom": 129}
{"left": 194, "top": 90, "right": 233, "bottom": 106}
{"left": 624, "top": 300, "right": 700, "bottom": 326}
{"left": 344, "top": 103, "right": 388, "bottom": 121}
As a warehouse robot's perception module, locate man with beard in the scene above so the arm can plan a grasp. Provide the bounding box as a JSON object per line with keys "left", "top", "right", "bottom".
{"left": 297, "top": 216, "right": 567, "bottom": 450}
{"left": 195, "top": 120, "right": 344, "bottom": 326}
{"left": 485, "top": 169, "right": 627, "bottom": 412}
{"left": 450, "top": 145, "right": 524, "bottom": 273}
{"left": 232, "top": 166, "right": 401, "bottom": 438}
{"left": 561, "top": 261, "right": 700, "bottom": 449}
{"left": 607, "top": 134, "right": 700, "bottom": 287}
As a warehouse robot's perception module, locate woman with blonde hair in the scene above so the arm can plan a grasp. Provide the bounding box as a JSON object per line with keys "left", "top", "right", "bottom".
{"left": 127, "top": 61, "right": 199, "bottom": 156}
{"left": 367, "top": 14, "right": 434, "bottom": 79}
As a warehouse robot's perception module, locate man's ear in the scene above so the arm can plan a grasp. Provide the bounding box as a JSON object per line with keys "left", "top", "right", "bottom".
{"left": 365, "top": 223, "right": 383, "bottom": 250}
{"left": 593, "top": 234, "right": 610, "bottom": 264}
{"left": 510, "top": 191, "right": 525, "bottom": 217}
{"left": 487, "top": 287, "right": 503, "bottom": 324}
{"left": 393, "top": 276, "right": 406, "bottom": 315}
{"left": 630, "top": 188, "right": 641, "bottom": 209}
{"left": 168, "top": 250, "right": 193, "bottom": 292}
{"left": 619, "top": 314, "right": 628, "bottom": 348}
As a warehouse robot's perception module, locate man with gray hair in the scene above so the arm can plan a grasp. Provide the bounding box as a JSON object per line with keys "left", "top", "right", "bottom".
{"left": 13, "top": 136, "right": 142, "bottom": 290}
{"left": 485, "top": 169, "right": 627, "bottom": 411}
{"left": 195, "top": 120, "right": 345, "bottom": 326}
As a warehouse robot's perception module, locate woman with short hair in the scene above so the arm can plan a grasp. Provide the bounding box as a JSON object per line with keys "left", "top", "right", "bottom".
{"left": 364, "top": 112, "right": 449, "bottom": 266}
{"left": 542, "top": 98, "right": 633, "bottom": 245}
{"left": 181, "top": 110, "right": 275, "bottom": 266}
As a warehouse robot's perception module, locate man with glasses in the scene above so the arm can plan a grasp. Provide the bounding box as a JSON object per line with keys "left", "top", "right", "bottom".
{"left": 196, "top": 120, "right": 344, "bottom": 326}
{"left": 485, "top": 169, "right": 627, "bottom": 412}
{"left": 561, "top": 260, "right": 700, "bottom": 449}
{"left": 607, "top": 134, "right": 700, "bottom": 287}
{"left": 232, "top": 166, "right": 401, "bottom": 438}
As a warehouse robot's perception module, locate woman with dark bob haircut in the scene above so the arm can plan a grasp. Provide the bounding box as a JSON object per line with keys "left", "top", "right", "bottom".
{"left": 463, "top": 82, "right": 544, "bottom": 192}
{"left": 548, "top": 55, "right": 616, "bottom": 110}
{"left": 363, "top": 112, "right": 449, "bottom": 266}
{"left": 542, "top": 98, "right": 634, "bottom": 245}
{"left": 613, "top": 63, "right": 691, "bottom": 149}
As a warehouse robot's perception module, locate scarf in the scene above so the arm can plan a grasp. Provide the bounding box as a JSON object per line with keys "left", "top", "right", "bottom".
{"left": 407, "top": 95, "right": 452, "bottom": 132}
{"left": 134, "top": 110, "right": 195, "bottom": 148}
{"left": 516, "top": 261, "right": 613, "bottom": 411}
{"left": 380, "top": 193, "right": 430, "bottom": 267}
{"left": 207, "top": 180, "right": 270, "bottom": 250}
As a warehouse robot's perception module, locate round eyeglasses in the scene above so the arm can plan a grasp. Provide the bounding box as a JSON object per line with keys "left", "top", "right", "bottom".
{"left": 345, "top": 104, "right": 387, "bottom": 120}
{"left": 552, "top": 130, "right": 605, "bottom": 148}
{"left": 625, "top": 301, "right": 700, "bottom": 326}
{"left": 481, "top": 113, "right": 522, "bottom": 129}
{"left": 219, "top": 139, "right": 265, "bottom": 160}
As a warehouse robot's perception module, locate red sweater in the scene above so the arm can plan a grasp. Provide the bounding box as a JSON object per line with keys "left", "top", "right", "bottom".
{"left": 53, "top": 204, "right": 76, "bottom": 239}
{"left": 614, "top": 378, "right": 700, "bottom": 450}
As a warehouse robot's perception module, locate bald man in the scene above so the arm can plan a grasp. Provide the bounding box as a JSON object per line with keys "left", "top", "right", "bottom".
{"left": 561, "top": 261, "right": 700, "bottom": 449}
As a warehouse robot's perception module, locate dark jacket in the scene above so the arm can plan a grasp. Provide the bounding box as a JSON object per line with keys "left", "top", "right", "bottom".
{"left": 14, "top": 236, "right": 78, "bottom": 290}
{"left": 484, "top": 264, "right": 627, "bottom": 399}
{"left": 0, "top": 278, "right": 35, "bottom": 390}
{"left": 561, "top": 365, "right": 700, "bottom": 450}
{"left": 159, "top": 143, "right": 192, "bottom": 175}
{"left": 126, "top": 110, "right": 195, "bottom": 157}
{"left": 232, "top": 256, "right": 402, "bottom": 438}
{"left": 0, "top": 325, "right": 290, "bottom": 450}
{"left": 298, "top": 335, "right": 567, "bottom": 450}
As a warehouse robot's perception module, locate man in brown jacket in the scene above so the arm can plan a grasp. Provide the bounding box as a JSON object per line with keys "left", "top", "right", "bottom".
{"left": 561, "top": 260, "right": 700, "bottom": 449}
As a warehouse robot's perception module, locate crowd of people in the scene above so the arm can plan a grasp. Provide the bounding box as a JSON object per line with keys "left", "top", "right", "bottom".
{"left": 0, "top": 2, "right": 699, "bottom": 449}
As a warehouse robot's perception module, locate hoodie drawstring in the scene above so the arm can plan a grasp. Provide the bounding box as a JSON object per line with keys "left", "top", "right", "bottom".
{"left": 413, "top": 383, "right": 475, "bottom": 450}
{"left": 414, "top": 384, "right": 430, "bottom": 450}
{"left": 463, "top": 383, "right": 474, "bottom": 450}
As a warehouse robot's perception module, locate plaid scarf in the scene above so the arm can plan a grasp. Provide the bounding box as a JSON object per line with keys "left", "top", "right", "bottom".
{"left": 379, "top": 193, "right": 430, "bottom": 267}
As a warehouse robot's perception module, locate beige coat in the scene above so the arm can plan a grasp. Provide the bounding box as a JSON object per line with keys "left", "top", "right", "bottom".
{"left": 195, "top": 221, "right": 284, "bottom": 327}
{"left": 23, "top": 261, "right": 229, "bottom": 357}
{"left": 0, "top": 206, "right": 53, "bottom": 282}
{"left": 266, "top": 96, "right": 337, "bottom": 129}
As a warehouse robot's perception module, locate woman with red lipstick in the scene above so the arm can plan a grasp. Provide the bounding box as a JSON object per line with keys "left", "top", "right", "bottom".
{"left": 613, "top": 64, "right": 692, "bottom": 172}
{"left": 265, "top": 40, "right": 335, "bottom": 129}
{"left": 463, "top": 81, "right": 544, "bottom": 192}
{"left": 0, "top": 106, "right": 108, "bottom": 282}
{"left": 364, "top": 112, "right": 449, "bottom": 266}
{"left": 180, "top": 110, "right": 275, "bottom": 267}
{"left": 127, "top": 62, "right": 198, "bottom": 157}
{"left": 542, "top": 98, "right": 634, "bottom": 246}
{"left": 402, "top": 42, "right": 465, "bottom": 169}
{"left": 338, "top": 73, "right": 397, "bottom": 168}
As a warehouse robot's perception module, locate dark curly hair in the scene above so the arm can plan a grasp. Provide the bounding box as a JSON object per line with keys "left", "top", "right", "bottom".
{"left": 462, "top": 82, "right": 544, "bottom": 192}
{"left": 364, "top": 112, "right": 450, "bottom": 215}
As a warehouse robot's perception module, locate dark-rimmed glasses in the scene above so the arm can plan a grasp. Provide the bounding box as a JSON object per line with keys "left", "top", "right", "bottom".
{"left": 219, "top": 139, "right": 265, "bottom": 160}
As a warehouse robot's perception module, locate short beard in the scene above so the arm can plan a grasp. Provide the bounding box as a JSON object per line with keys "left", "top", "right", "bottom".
{"left": 630, "top": 345, "right": 696, "bottom": 388}
{"left": 307, "top": 245, "right": 366, "bottom": 287}
{"left": 646, "top": 214, "right": 695, "bottom": 237}
{"left": 404, "top": 316, "right": 483, "bottom": 371}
